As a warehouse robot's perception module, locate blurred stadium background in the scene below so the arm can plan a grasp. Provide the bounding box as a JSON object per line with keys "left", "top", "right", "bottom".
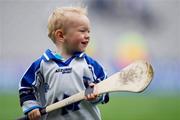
{"left": 0, "top": 0, "right": 179, "bottom": 119}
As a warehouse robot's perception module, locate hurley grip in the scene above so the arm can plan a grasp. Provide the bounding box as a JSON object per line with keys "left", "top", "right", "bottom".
{"left": 16, "top": 115, "right": 29, "bottom": 120}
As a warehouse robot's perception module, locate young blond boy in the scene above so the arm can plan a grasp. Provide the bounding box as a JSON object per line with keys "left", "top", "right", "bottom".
{"left": 19, "top": 7, "right": 109, "bottom": 120}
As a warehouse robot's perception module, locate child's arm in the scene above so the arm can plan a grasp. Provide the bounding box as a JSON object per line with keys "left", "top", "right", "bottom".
{"left": 84, "top": 55, "right": 110, "bottom": 104}
{"left": 19, "top": 59, "right": 43, "bottom": 117}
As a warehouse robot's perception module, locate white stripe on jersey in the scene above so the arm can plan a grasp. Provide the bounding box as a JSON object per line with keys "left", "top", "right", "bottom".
{"left": 79, "top": 53, "right": 84, "bottom": 58}
{"left": 43, "top": 53, "right": 50, "bottom": 61}
{"left": 19, "top": 86, "right": 32, "bottom": 90}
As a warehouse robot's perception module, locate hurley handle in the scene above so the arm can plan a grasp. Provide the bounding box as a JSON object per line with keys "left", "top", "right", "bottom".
{"left": 17, "top": 87, "right": 94, "bottom": 120}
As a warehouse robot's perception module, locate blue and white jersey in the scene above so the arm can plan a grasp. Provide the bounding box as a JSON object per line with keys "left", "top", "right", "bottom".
{"left": 19, "top": 49, "right": 109, "bottom": 120}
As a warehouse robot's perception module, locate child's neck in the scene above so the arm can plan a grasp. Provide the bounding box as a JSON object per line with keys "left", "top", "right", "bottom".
{"left": 56, "top": 48, "right": 73, "bottom": 60}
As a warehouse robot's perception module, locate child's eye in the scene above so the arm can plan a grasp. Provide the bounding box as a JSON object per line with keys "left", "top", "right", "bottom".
{"left": 79, "top": 29, "right": 90, "bottom": 34}
{"left": 79, "top": 29, "right": 85, "bottom": 32}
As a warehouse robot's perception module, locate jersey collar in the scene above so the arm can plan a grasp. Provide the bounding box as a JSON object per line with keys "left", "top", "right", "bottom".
{"left": 43, "top": 49, "right": 86, "bottom": 61}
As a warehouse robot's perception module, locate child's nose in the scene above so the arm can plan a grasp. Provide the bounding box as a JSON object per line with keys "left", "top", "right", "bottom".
{"left": 85, "top": 33, "right": 90, "bottom": 40}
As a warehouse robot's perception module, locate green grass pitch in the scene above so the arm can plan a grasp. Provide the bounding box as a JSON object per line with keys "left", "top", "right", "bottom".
{"left": 0, "top": 93, "right": 179, "bottom": 120}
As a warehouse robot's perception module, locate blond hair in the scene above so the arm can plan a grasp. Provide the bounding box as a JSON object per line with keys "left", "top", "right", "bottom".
{"left": 48, "top": 6, "right": 87, "bottom": 43}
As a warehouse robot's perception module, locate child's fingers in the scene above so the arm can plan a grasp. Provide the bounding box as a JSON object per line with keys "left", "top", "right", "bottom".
{"left": 85, "top": 83, "right": 99, "bottom": 101}
{"left": 89, "top": 83, "right": 98, "bottom": 95}
{"left": 28, "top": 109, "right": 41, "bottom": 120}
{"left": 85, "top": 93, "right": 97, "bottom": 100}
{"left": 89, "top": 93, "right": 95, "bottom": 98}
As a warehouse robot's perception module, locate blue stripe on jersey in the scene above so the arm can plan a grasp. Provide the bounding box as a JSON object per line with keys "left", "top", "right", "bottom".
{"left": 20, "top": 57, "right": 42, "bottom": 87}
{"left": 44, "top": 49, "right": 54, "bottom": 61}
{"left": 19, "top": 57, "right": 43, "bottom": 106}
{"left": 84, "top": 55, "right": 106, "bottom": 82}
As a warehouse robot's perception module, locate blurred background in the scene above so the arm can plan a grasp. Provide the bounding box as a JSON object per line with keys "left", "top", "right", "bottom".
{"left": 0, "top": 0, "right": 179, "bottom": 119}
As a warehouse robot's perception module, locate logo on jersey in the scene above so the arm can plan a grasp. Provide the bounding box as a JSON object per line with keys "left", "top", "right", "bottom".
{"left": 55, "top": 67, "right": 72, "bottom": 74}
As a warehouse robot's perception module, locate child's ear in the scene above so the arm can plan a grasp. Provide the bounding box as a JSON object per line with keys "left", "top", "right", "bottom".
{"left": 54, "top": 29, "right": 64, "bottom": 42}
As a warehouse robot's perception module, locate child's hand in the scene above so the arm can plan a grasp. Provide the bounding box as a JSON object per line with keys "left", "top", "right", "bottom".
{"left": 85, "top": 83, "right": 99, "bottom": 101}
{"left": 28, "top": 108, "right": 41, "bottom": 120}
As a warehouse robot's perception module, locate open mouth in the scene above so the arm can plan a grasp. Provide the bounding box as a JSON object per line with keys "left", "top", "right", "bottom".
{"left": 81, "top": 41, "right": 89, "bottom": 46}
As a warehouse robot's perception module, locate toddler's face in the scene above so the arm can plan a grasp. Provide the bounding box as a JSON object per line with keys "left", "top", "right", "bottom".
{"left": 63, "top": 13, "right": 90, "bottom": 53}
